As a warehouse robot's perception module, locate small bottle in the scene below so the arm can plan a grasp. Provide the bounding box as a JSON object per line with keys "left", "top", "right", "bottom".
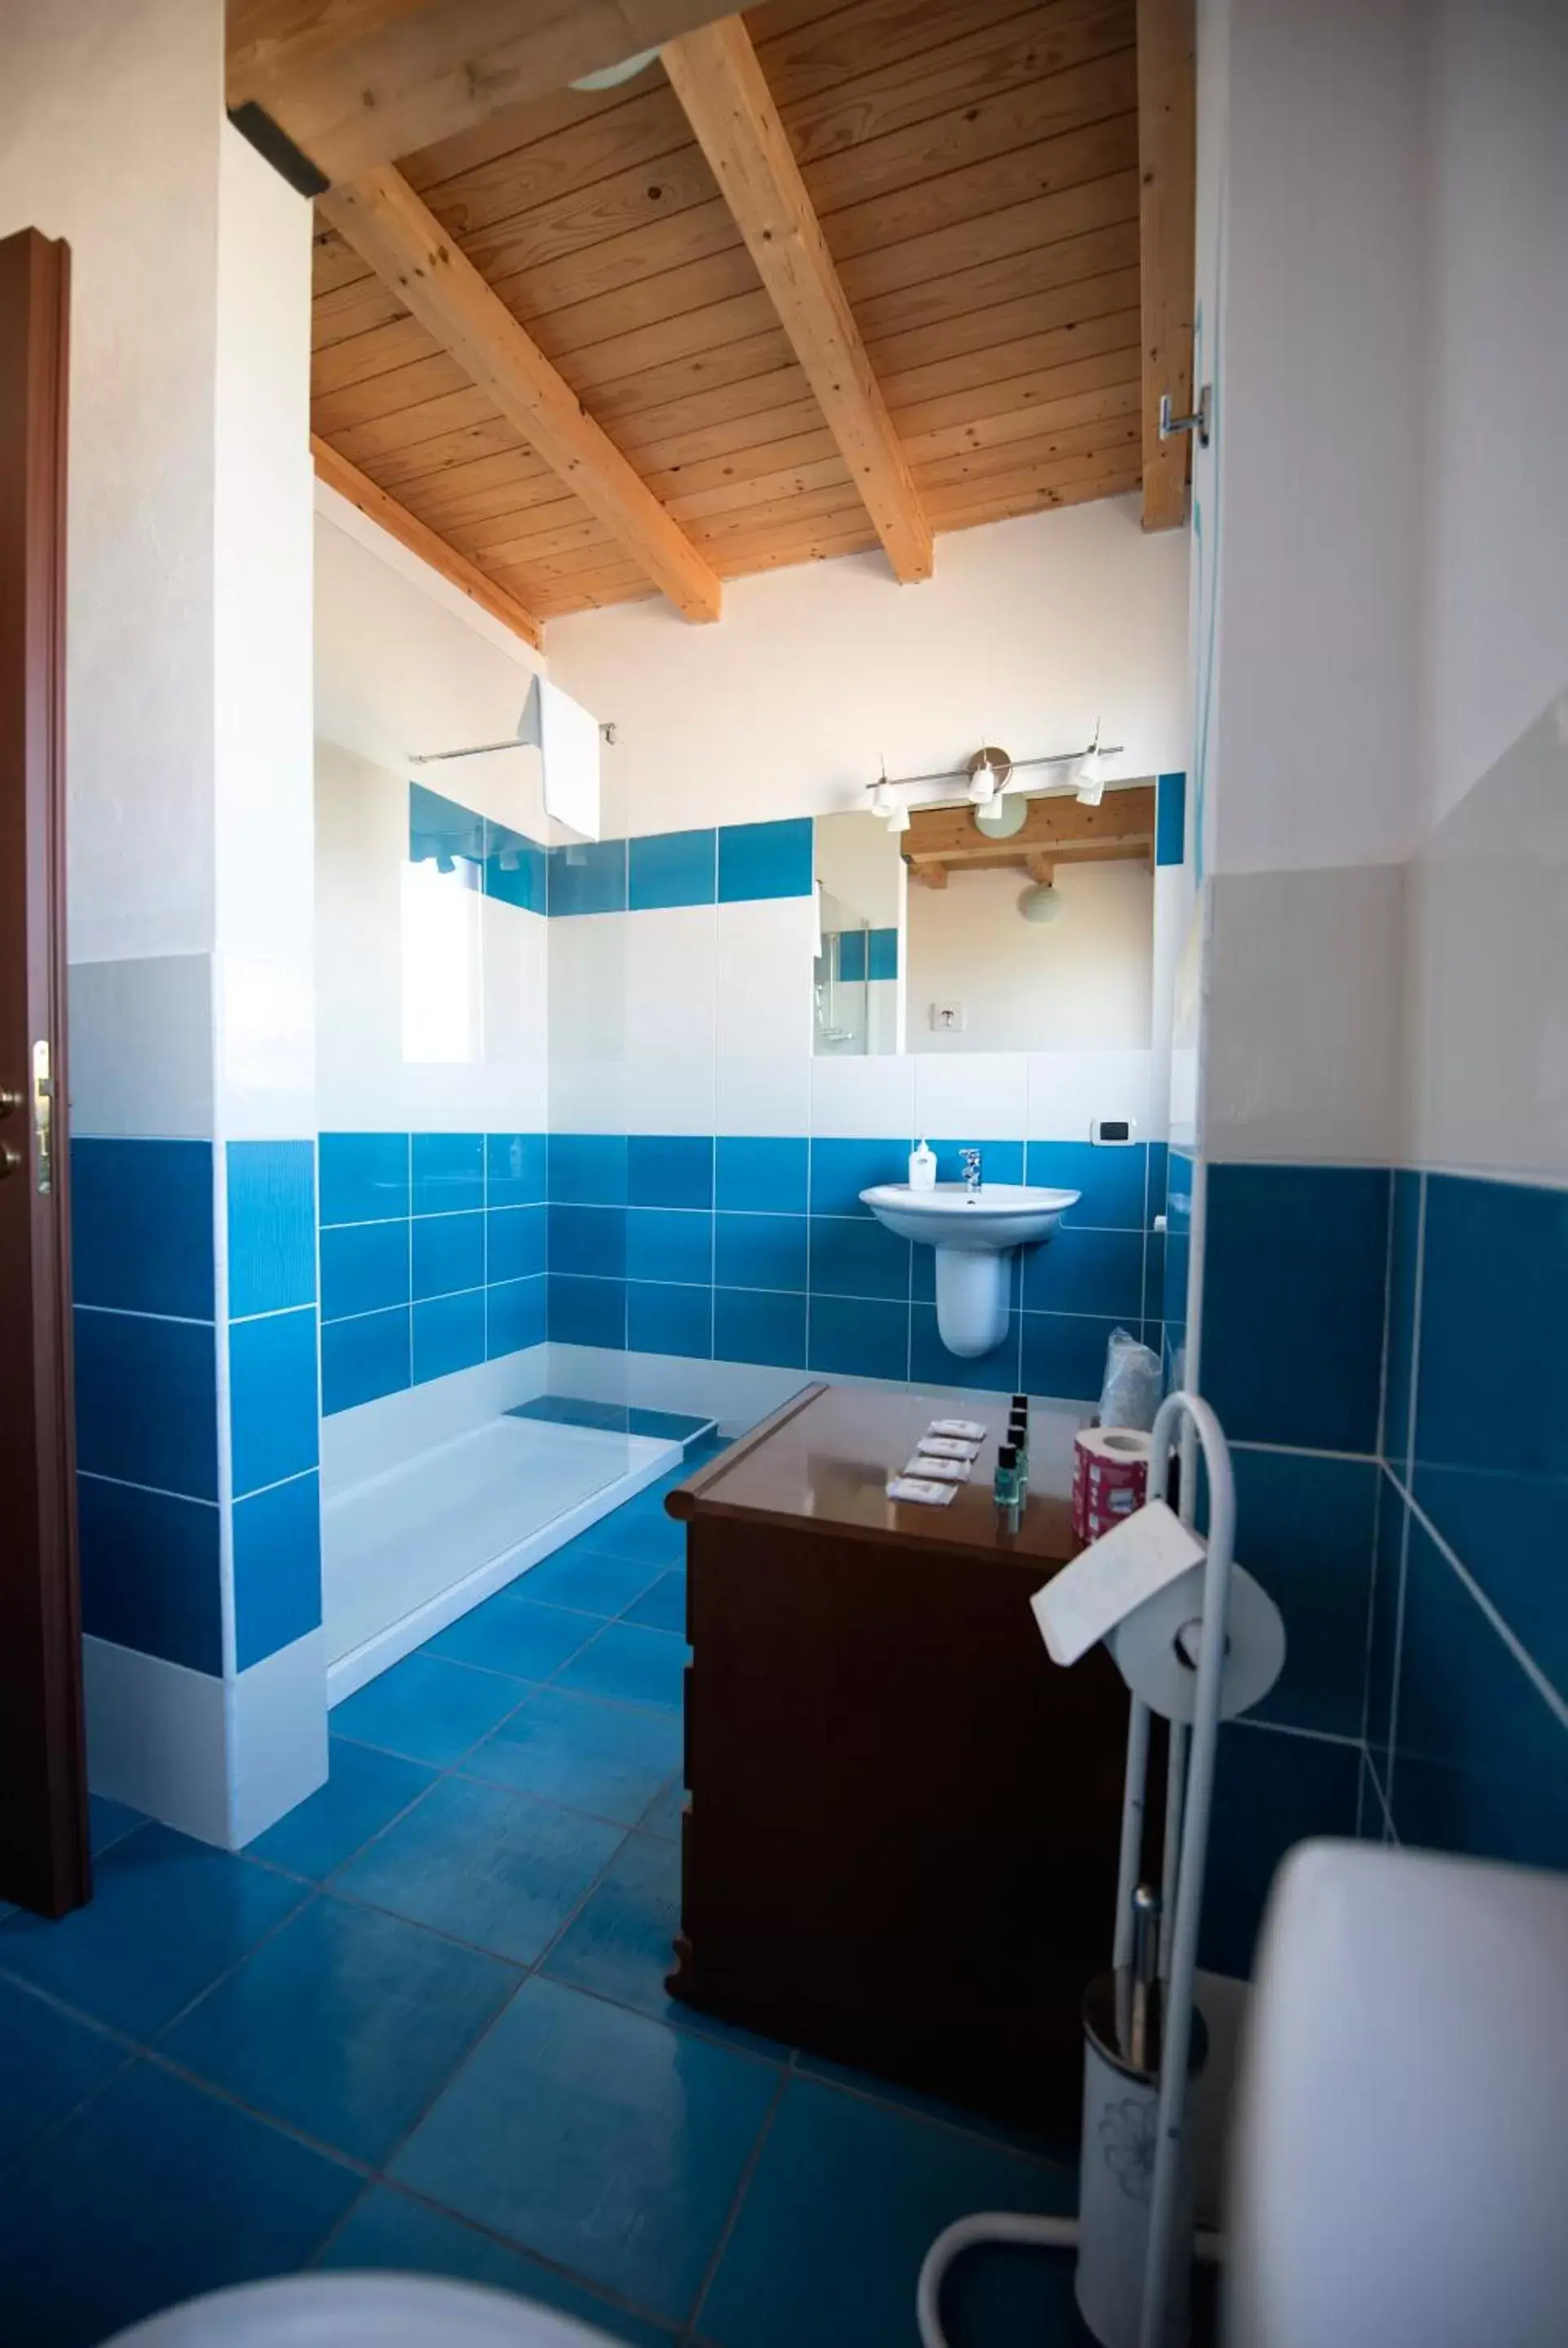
{"left": 908, "top": 1139, "right": 937, "bottom": 1191}
{"left": 1008, "top": 1413, "right": 1029, "bottom": 1497}
{"left": 1012, "top": 1393, "right": 1029, "bottom": 1421}
{"left": 994, "top": 1442, "right": 1022, "bottom": 1532}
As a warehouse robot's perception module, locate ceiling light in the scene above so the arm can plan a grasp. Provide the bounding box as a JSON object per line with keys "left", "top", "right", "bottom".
{"left": 569, "top": 46, "right": 660, "bottom": 91}
{"left": 1075, "top": 748, "right": 1106, "bottom": 806}
{"left": 870, "top": 782, "right": 890, "bottom": 817}
{"left": 966, "top": 745, "right": 1012, "bottom": 804}
{"left": 974, "top": 794, "right": 1028, "bottom": 839}
{"left": 1018, "top": 882, "right": 1065, "bottom": 924}
{"left": 886, "top": 799, "right": 911, "bottom": 836}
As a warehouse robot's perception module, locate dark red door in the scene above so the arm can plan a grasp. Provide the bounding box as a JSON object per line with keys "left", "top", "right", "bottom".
{"left": 0, "top": 227, "right": 90, "bottom": 1917}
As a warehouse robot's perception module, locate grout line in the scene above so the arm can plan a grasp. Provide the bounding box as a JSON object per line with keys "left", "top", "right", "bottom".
{"left": 1225, "top": 1714, "right": 1364, "bottom": 1753}
{"left": 1229, "top": 1437, "right": 1380, "bottom": 1466}
{"left": 682, "top": 2063, "right": 793, "bottom": 2341}
{"left": 73, "top": 1300, "right": 215, "bottom": 1329}
{"left": 1394, "top": 1474, "right": 1568, "bottom": 1733}
{"left": 77, "top": 1467, "right": 220, "bottom": 1508}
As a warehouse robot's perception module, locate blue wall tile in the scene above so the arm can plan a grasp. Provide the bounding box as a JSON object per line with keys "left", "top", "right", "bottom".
{"left": 628, "top": 1280, "right": 711, "bottom": 1359}
{"left": 1412, "top": 1174, "right": 1568, "bottom": 1693}
{"left": 233, "top": 1470, "right": 321, "bottom": 1670}
{"left": 715, "top": 1287, "right": 806, "bottom": 1369}
{"left": 1202, "top": 1163, "right": 1389, "bottom": 1453}
{"left": 72, "top": 1139, "right": 214, "bottom": 1320}
{"left": 488, "top": 1276, "right": 545, "bottom": 1359}
{"left": 77, "top": 1475, "right": 222, "bottom": 1674}
{"left": 868, "top": 927, "right": 898, "bottom": 981}
{"left": 483, "top": 821, "right": 547, "bottom": 914}
{"left": 627, "top": 1134, "right": 713, "bottom": 1210}
{"left": 414, "top": 1291, "right": 487, "bottom": 1385}
{"left": 808, "top": 1137, "right": 909, "bottom": 1218}
{"left": 1228, "top": 1446, "right": 1379, "bottom": 1739}
{"left": 548, "top": 1276, "right": 626, "bottom": 1349}
{"left": 808, "top": 1295, "right": 908, "bottom": 1381}
{"left": 1147, "top": 1142, "right": 1170, "bottom": 1219}
{"left": 412, "top": 1211, "right": 484, "bottom": 1301}
{"left": 910, "top": 1306, "right": 1020, "bottom": 1393}
{"left": 1381, "top": 1169, "right": 1421, "bottom": 1466}
{"left": 1393, "top": 1517, "right": 1568, "bottom": 1870}
{"left": 412, "top": 1132, "right": 484, "bottom": 1217}
{"left": 548, "top": 1134, "right": 627, "bottom": 1207}
{"left": 549, "top": 1204, "right": 626, "bottom": 1280}
{"left": 1021, "top": 1225, "right": 1143, "bottom": 1319}
{"left": 628, "top": 829, "right": 717, "bottom": 910}
{"left": 626, "top": 1207, "right": 712, "bottom": 1287}
{"left": 227, "top": 1142, "right": 315, "bottom": 1320}
{"left": 837, "top": 929, "right": 867, "bottom": 984}
{"left": 321, "top": 1307, "right": 411, "bottom": 1416}
{"left": 808, "top": 1214, "right": 910, "bottom": 1301}
{"left": 320, "top": 1221, "right": 409, "bottom": 1324}
{"left": 1024, "top": 1140, "right": 1148, "bottom": 1231}
{"left": 1020, "top": 1311, "right": 1120, "bottom": 1404}
{"left": 73, "top": 1308, "right": 217, "bottom": 1500}
{"left": 549, "top": 838, "right": 627, "bottom": 917}
{"left": 1201, "top": 1722, "right": 1360, "bottom": 1976}
{"left": 230, "top": 1308, "right": 319, "bottom": 1498}
{"left": 1155, "top": 769, "right": 1187, "bottom": 866}
{"left": 486, "top": 1133, "right": 545, "bottom": 1208}
{"left": 488, "top": 1205, "right": 546, "bottom": 1284}
{"left": 320, "top": 1133, "right": 408, "bottom": 1228}
{"left": 718, "top": 817, "right": 813, "bottom": 901}
{"left": 717, "top": 1138, "right": 807, "bottom": 1214}
{"left": 1364, "top": 1471, "right": 1406, "bottom": 1772}
{"left": 714, "top": 1212, "right": 807, "bottom": 1293}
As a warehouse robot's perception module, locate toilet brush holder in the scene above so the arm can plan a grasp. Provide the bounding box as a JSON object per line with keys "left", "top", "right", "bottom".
{"left": 1076, "top": 1963, "right": 1207, "bottom": 2348}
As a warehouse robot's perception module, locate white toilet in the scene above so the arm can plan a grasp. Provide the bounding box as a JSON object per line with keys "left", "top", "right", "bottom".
{"left": 104, "top": 2275, "right": 622, "bottom": 2346}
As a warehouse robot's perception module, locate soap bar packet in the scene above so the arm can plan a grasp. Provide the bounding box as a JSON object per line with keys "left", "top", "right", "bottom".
{"left": 919, "top": 1435, "right": 981, "bottom": 1461}
{"left": 927, "top": 1417, "right": 987, "bottom": 1440}
{"left": 907, "top": 1453, "right": 970, "bottom": 1483}
{"left": 886, "top": 1475, "right": 960, "bottom": 1507}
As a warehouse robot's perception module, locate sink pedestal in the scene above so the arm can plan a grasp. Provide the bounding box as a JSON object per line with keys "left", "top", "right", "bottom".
{"left": 934, "top": 1246, "right": 1012, "bottom": 1359}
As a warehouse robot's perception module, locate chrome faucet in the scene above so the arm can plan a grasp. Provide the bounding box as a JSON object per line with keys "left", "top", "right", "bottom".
{"left": 960, "top": 1147, "right": 983, "bottom": 1200}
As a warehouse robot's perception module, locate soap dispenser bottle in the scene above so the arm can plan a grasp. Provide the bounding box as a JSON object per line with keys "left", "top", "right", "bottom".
{"left": 908, "top": 1139, "right": 937, "bottom": 1191}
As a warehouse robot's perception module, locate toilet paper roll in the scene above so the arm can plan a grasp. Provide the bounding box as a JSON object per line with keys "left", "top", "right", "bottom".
{"left": 1072, "top": 1426, "right": 1153, "bottom": 1541}
{"left": 1106, "top": 1561, "right": 1287, "bottom": 1725}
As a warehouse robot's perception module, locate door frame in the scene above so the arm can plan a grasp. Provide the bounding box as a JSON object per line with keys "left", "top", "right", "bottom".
{"left": 0, "top": 226, "right": 90, "bottom": 1917}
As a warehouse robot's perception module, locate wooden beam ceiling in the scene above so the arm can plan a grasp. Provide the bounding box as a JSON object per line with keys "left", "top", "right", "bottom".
{"left": 311, "top": 432, "right": 542, "bottom": 648}
{"left": 319, "top": 166, "right": 723, "bottom": 621}
{"left": 1135, "top": 0, "right": 1197, "bottom": 530}
{"left": 903, "top": 785, "right": 1156, "bottom": 881}
{"left": 662, "top": 15, "right": 933, "bottom": 585}
{"left": 227, "top": 0, "right": 734, "bottom": 186}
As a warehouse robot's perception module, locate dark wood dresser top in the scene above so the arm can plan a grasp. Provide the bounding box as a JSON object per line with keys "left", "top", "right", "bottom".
{"left": 666, "top": 1382, "right": 1085, "bottom": 1571}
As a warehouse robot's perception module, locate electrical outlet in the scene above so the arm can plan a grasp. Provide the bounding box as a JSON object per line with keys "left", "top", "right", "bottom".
{"left": 930, "top": 1002, "right": 966, "bottom": 1033}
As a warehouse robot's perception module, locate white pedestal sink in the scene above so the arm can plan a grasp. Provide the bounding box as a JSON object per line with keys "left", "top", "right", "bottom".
{"left": 859, "top": 1181, "right": 1081, "bottom": 1359}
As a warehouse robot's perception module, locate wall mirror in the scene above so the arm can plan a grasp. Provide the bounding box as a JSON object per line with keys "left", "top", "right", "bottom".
{"left": 813, "top": 781, "right": 1157, "bottom": 1056}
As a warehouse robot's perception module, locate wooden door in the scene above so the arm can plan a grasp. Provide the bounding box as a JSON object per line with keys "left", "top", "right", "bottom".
{"left": 0, "top": 227, "right": 90, "bottom": 1917}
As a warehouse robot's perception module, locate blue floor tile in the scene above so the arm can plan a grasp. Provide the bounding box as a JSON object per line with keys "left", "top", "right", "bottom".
{"left": 247, "top": 1737, "right": 437, "bottom": 1881}
{"left": 318, "top": 2187, "right": 675, "bottom": 2345}
{"left": 330, "top": 1652, "right": 526, "bottom": 1767}
{"left": 88, "top": 1793, "right": 147, "bottom": 1857}
{"left": 462, "top": 1687, "right": 682, "bottom": 1827}
{"left": 0, "top": 2059, "right": 359, "bottom": 2348}
{"left": 576, "top": 1504, "right": 685, "bottom": 1570}
{"left": 333, "top": 1775, "right": 625, "bottom": 1965}
{"left": 554, "top": 1623, "right": 687, "bottom": 1713}
{"left": 543, "top": 1833, "right": 782, "bottom": 2061}
{"left": 391, "top": 1974, "right": 779, "bottom": 2326}
{"left": 696, "top": 2073, "right": 1078, "bottom": 2348}
{"left": 0, "top": 1976, "right": 126, "bottom": 2164}
{"left": 162, "top": 1895, "right": 518, "bottom": 2165}
{"left": 623, "top": 1568, "right": 687, "bottom": 1634}
{"left": 0, "top": 1824, "right": 305, "bottom": 2038}
{"left": 426, "top": 1591, "right": 601, "bottom": 1682}
{"left": 515, "top": 1544, "right": 662, "bottom": 1617}
{"left": 638, "top": 1780, "right": 686, "bottom": 1844}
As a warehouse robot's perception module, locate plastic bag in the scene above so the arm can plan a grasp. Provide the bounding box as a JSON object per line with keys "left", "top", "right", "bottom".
{"left": 1098, "top": 1326, "right": 1161, "bottom": 1432}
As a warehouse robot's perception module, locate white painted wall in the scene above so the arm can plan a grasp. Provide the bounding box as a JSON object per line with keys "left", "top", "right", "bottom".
{"left": 0, "top": 0, "right": 223, "bottom": 965}
{"left": 548, "top": 500, "right": 1190, "bottom": 836}
{"left": 908, "top": 860, "right": 1154, "bottom": 1055}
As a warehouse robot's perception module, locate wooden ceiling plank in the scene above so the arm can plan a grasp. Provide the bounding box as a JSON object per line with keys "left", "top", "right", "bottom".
{"left": 610, "top": 363, "right": 816, "bottom": 461}
{"left": 858, "top": 217, "right": 1139, "bottom": 356}
{"left": 925, "top": 461, "right": 1142, "bottom": 531}
{"left": 664, "top": 15, "right": 931, "bottom": 582}
{"left": 330, "top": 384, "right": 505, "bottom": 470}
{"left": 757, "top": 0, "right": 1116, "bottom": 112}
{"left": 228, "top": 0, "right": 738, "bottom": 185}
{"left": 320, "top": 166, "right": 723, "bottom": 620}
{"left": 311, "top": 431, "right": 543, "bottom": 648}
{"left": 409, "top": 82, "right": 698, "bottom": 238}
{"left": 912, "top": 413, "right": 1139, "bottom": 493}
{"left": 903, "top": 375, "right": 1140, "bottom": 467}
{"left": 311, "top": 347, "right": 471, "bottom": 438}
{"left": 882, "top": 304, "right": 1141, "bottom": 417}
{"left": 872, "top": 268, "right": 1140, "bottom": 402}
{"left": 1136, "top": 0, "right": 1196, "bottom": 530}
{"left": 371, "top": 416, "right": 530, "bottom": 491}
{"left": 313, "top": 311, "right": 439, "bottom": 396}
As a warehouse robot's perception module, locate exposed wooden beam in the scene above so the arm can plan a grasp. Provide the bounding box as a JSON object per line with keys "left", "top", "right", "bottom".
{"left": 227, "top": 0, "right": 732, "bottom": 187}
{"left": 311, "top": 432, "right": 543, "bottom": 650}
{"left": 662, "top": 15, "right": 933, "bottom": 586}
{"left": 318, "top": 169, "right": 722, "bottom": 622}
{"left": 1136, "top": 0, "right": 1197, "bottom": 530}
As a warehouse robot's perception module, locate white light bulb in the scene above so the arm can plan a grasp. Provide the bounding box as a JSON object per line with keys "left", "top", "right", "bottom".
{"left": 1076, "top": 747, "right": 1106, "bottom": 807}
{"left": 968, "top": 764, "right": 996, "bottom": 805}
{"left": 870, "top": 783, "right": 890, "bottom": 816}
{"left": 886, "top": 799, "right": 911, "bottom": 836}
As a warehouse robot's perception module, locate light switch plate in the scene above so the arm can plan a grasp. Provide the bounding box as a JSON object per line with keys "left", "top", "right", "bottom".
{"left": 930, "top": 1002, "right": 966, "bottom": 1033}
